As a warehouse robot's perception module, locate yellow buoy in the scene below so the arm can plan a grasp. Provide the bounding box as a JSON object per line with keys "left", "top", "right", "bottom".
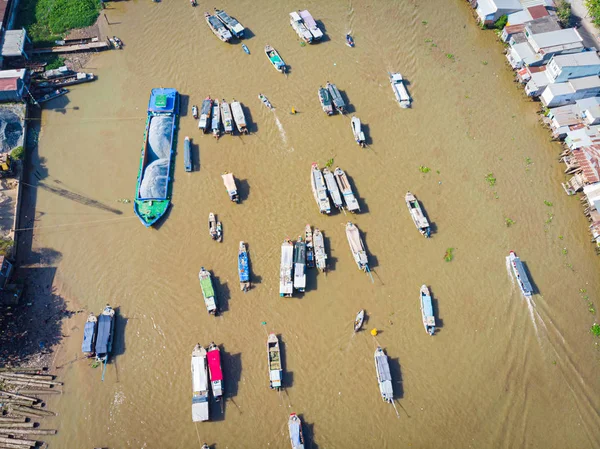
{"left": 291, "top": 108, "right": 297, "bottom": 114}
{"left": 370, "top": 328, "right": 378, "bottom": 336}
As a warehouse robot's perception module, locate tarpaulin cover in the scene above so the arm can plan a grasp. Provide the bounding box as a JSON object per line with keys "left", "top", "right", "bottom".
{"left": 81, "top": 320, "right": 96, "bottom": 353}
{"left": 289, "top": 417, "right": 302, "bottom": 448}
{"left": 147, "top": 116, "right": 173, "bottom": 160}
{"left": 139, "top": 159, "right": 169, "bottom": 199}
{"left": 238, "top": 251, "right": 250, "bottom": 282}
{"left": 207, "top": 349, "right": 223, "bottom": 381}
{"left": 422, "top": 294, "right": 434, "bottom": 317}
{"left": 95, "top": 313, "right": 112, "bottom": 355}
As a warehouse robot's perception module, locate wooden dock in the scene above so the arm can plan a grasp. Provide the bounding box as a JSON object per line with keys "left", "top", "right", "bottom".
{"left": 31, "top": 41, "right": 110, "bottom": 54}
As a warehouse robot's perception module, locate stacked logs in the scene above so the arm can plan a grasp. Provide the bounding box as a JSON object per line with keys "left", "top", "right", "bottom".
{"left": 0, "top": 367, "right": 60, "bottom": 449}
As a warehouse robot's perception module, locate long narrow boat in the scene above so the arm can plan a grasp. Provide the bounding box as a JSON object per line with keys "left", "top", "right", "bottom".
{"left": 322, "top": 167, "right": 343, "bottom": 211}
{"left": 390, "top": 72, "right": 411, "bottom": 108}
{"left": 327, "top": 82, "right": 346, "bottom": 113}
{"left": 305, "top": 225, "right": 315, "bottom": 269}
{"left": 351, "top": 116, "right": 366, "bottom": 147}
{"left": 199, "top": 268, "right": 217, "bottom": 315}
{"left": 205, "top": 11, "right": 232, "bottom": 42}
{"left": 95, "top": 305, "right": 115, "bottom": 381}
{"left": 81, "top": 313, "right": 97, "bottom": 356}
{"left": 184, "top": 136, "right": 192, "bottom": 172}
{"left": 405, "top": 192, "right": 430, "bottom": 237}
{"left": 35, "top": 87, "right": 69, "bottom": 104}
{"left": 293, "top": 237, "right": 306, "bottom": 292}
{"left": 33, "top": 72, "right": 95, "bottom": 88}
{"left": 288, "top": 413, "right": 305, "bottom": 449}
{"left": 334, "top": 167, "right": 360, "bottom": 213}
{"left": 346, "top": 222, "right": 368, "bottom": 271}
{"left": 313, "top": 228, "right": 327, "bottom": 272}
{"left": 209, "top": 212, "right": 218, "bottom": 240}
{"left": 508, "top": 251, "right": 533, "bottom": 297}
{"left": 134, "top": 88, "right": 179, "bottom": 227}
{"left": 420, "top": 285, "right": 436, "bottom": 336}
{"left": 374, "top": 347, "right": 394, "bottom": 403}
{"left": 221, "top": 99, "right": 234, "bottom": 134}
{"left": 265, "top": 45, "right": 286, "bottom": 73}
{"left": 198, "top": 97, "right": 212, "bottom": 132}
{"left": 221, "top": 172, "right": 239, "bottom": 202}
{"left": 238, "top": 241, "right": 251, "bottom": 292}
{"left": 191, "top": 344, "right": 210, "bottom": 422}
{"left": 192, "top": 105, "right": 199, "bottom": 119}
{"left": 346, "top": 34, "right": 355, "bottom": 47}
{"left": 318, "top": 87, "right": 334, "bottom": 115}
{"left": 258, "top": 93, "right": 274, "bottom": 110}
{"left": 289, "top": 11, "right": 313, "bottom": 43}
{"left": 267, "top": 333, "right": 283, "bottom": 390}
{"left": 207, "top": 342, "right": 223, "bottom": 401}
{"left": 354, "top": 309, "right": 365, "bottom": 332}
{"left": 211, "top": 98, "right": 221, "bottom": 138}
{"left": 231, "top": 100, "right": 249, "bottom": 134}
{"left": 214, "top": 8, "right": 245, "bottom": 38}
{"left": 280, "top": 239, "right": 294, "bottom": 297}
{"left": 311, "top": 163, "right": 331, "bottom": 214}
{"left": 299, "top": 10, "right": 323, "bottom": 41}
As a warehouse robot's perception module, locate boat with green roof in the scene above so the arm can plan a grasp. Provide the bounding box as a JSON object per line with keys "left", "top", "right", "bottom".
{"left": 199, "top": 267, "right": 217, "bottom": 315}
{"left": 134, "top": 88, "right": 179, "bottom": 227}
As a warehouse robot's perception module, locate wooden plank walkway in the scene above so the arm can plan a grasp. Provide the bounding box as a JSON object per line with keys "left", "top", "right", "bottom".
{"left": 31, "top": 41, "right": 110, "bottom": 54}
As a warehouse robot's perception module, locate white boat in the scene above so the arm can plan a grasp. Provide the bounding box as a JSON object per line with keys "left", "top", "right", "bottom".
{"left": 322, "top": 167, "right": 343, "bottom": 211}
{"left": 351, "top": 116, "right": 366, "bottom": 147}
{"left": 207, "top": 342, "right": 224, "bottom": 401}
{"left": 199, "top": 268, "right": 217, "bottom": 315}
{"left": 345, "top": 222, "right": 368, "bottom": 271}
{"left": 354, "top": 309, "right": 365, "bottom": 332}
{"left": 231, "top": 100, "right": 248, "bottom": 134}
{"left": 267, "top": 333, "right": 283, "bottom": 390}
{"left": 288, "top": 413, "right": 305, "bottom": 449}
{"left": 305, "top": 224, "right": 315, "bottom": 269}
{"left": 258, "top": 93, "right": 274, "bottom": 110}
{"left": 211, "top": 98, "right": 221, "bottom": 138}
{"left": 191, "top": 344, "right": 210, "bottom": 422}
{"left": 311, "top": 163, "right": 331, "bottom": 214}
{"left": 318, "top": 87, "right": 334, "bottom": 116}
{"left": 313, "top": 228, "right": 327, "bottom": 272}
{"left": 205, "top": 11, "right": 232, "bottom": 42}
{"left": 192, "top": 105, "right": 198, "bottom": 119}
{"left": 389, "top": 72, "right": 411, "bottom": 108}
{"left": 508, "top": 251, "right": 534, "bottom": 297}
{"left": 221, "top": 99, "right": 234, "bottom": 134}
{"left": 299, "top": 10, "right": 323, "bottom": 41}
{"left": 374, "top": 347, "right": 393, "bottom": 403}
{"left": 222, "top": 172, "right": 239, "bottom": 202}
{"left": 405, "top": 192, "right": 430, "bottom": 237}
{"left": 326, "top": 82, "right": 346, "bottom": 113}
{"left": 198, "top": 96, "right": 212, "bottom": 132}
{"left": 334, "top": 167, "right": 360, "bottom": 213}
{"left": 293, "top": 237, "right": 306, "bottom": 292}
{"left": 265, "top": 45, "right": 286, "bottom": 73}
{"left": 420, "top": 285, "right": 435, "bottom": 336}
{"left": 289, "top": 11, "right": 313, "bottom": 43}
{"left": 280, "top": 239, "right": 294, "bottom": 297}
{"left": 214, "top": 8, "right": 245, "bottom": 38}
{"left": 209, "top": 212, "right": 218, "bottom": 240}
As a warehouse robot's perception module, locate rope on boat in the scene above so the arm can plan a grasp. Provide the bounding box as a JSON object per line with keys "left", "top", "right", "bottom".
{"left": 101, "top": 359, "right": 107, "bottom": 382}
{"left": 366, "top": 265, "right": 374, "bottom": 283}
{"left": 391, "top": 401, "right": 401, "bottom": 419}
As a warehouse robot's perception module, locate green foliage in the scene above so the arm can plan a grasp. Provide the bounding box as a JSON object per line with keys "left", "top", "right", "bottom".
{"left": 557, "top": 0, "right": 572, "bottom": 27}
{"left": 419, "top": 165, "right": 431, "bottom": 173}
{"left": 494, "top": 15, "right": 508, "bottom": 30}
{"left": 591, "top": 323, "right": 600, "bottom": 337}
{"left": 544, "top": 200, "right": 553, "bottom": 207}
{"left": 422, "top": 20, "right": 428, "bottom": 25}
{"left": 444, "top": 248, "right": 454, "bottom": 262}
{"left": 45, "top": 55, "right": 65, "bottom": 70}
{"left": 485, "top": 172, "right": 496, "bottom": 187}
{"left": 0, "top": 238, "right": 14, "bottom": 257}
{"left": 586, "top": 0, "right": 600, "bottom": 27}
{"left": 482, "top": 60, "right": 488, "bottom": 65}
{"left": 505, "top": 218, "right": 516, "bottom": 227}
{"left": 525, "top": 157, "right": 533, "bottom": 166}
{"left": 10, "top": 146, "right": 24, "bottom": 161}
{"left": 446, "top": 53, "right": 455, "bottom": 60}
{"left": 325, "top": 158, "right": 334, "bottom": 169}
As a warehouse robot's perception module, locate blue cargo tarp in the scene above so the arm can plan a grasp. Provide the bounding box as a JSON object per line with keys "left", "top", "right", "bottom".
{"left": 422, "top": 294, "right": 434, "bottom": 317}
{"left": 238, "top": 252, "right": 250, "bottom": 282}
{"left": 289, "top": 418, "right": 302, "bottom": 448}
{"left": 81, "top": 321, "right": 96, "bottom": 353}
{"left": 95, "top": 313, "right": 113, "bottom": 355}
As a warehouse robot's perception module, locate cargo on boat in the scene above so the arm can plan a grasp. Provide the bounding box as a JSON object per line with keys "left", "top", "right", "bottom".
{"left": 211, "top": 98, "right": 221, "bottom": 138}
{"left": 305, "top": 225, "right": 315, "bottom": 269}
{"left": 265, "top": 45, "right": 286, "bottom": 73}
{"left": 207, "top": 343, "right": 223, "bottom": 401}
{"left": 198, "top": 97, "right": 212, "bottom": 132}
{"left": 231, "top": 100, "right": 248, "bottom": 134}
{"left": 238, "top": 241, "right": 251, "bottom": 291}
{"left": 267, "top": 333, "right": 283, "bottom": 389}
{"left": 81, "top": 313, "right": 97, "bottom": 356}
{"left": 199, "top": 267, "right": 217, "bottom": 314}
{"left": 288, "top": 413, "right": 305, "bottom": 449}
{"left": 374, "top": 347, "right": 394, "bottom": 403}
{"left": 280, "top": 239, "right": 294, "bottom": 297}
{"left": 191, "top": 344, "right": 209, "bottom": 422}
{"left": 205, "top": 11, "right": 232, "bottom": 42}
{"left": 221, "top": 99, "right": 234, "bottom": 134}
{"left": 134, "top": 88, "right": 179, "bottom": 227}
{"left": 390, "top": 72, "right": 411, "bottom": 108}
{"left": 327, "top": 82, "right": 346, "bottom": 113}
{"left": 289, "top": 11, "right": 313, "bottom": 43}
{"left": 313, "top": 228, "right": 327, "bottom": 272}
{"left": 311, "top": 163, "right": 331, "bottom": 214}
{"left": 318, "top": 87, "right": 334, "bottom": 115}
{"left": 334, "top": 167, "right": 360, "bottom": 213}
{"left": 35, "top": 87, "right": 68, "bottom": 104}
{"left": 184, "top": 136, "right": 192, "bottom": 172}
{"left": 293, "top": 237, "right": 306, "bottom": 292}
{"left": 299, "top": 10, "right": 323, "bottom": 41}
{"left": 222, "top": 172, "right": 239, "bottom": 202}
{"left": 215, "top": 8, "right": 245, "bottom": 38}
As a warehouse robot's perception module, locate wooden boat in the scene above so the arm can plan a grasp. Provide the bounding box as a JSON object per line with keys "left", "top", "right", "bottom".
{"left": 216, "top": 221, "right": 222, "bottom": 242}
{"left": 231, "top": 100, "right": 248, "bottom": 134}
{"left": 267, "top": 333, "right": 283, "bottom": 389}
{"left": 184, "top": 136, "right": 192, "bottom": 172}
{"left": 313, "top": 228, "right": 327, "bottom": 272}
{"left": 33, "top": 72, "right": 95, "bottom": 88}
{"left": 293, "top": 237, "right": 306, "bottom": 292}
{"left": 354, "top": 309, "right": 365, "bottom": 332}
{"left": 238, "top": 241, "right": 251, "bottom": 292}
{"left": 318, "top": 87, "right": 334, "bottom": 115}
{"left": 265, "top": 45, "right": 286, "bottom": 73}
{"left": 311, "top": 163, "right": 331, "bottom": 214}
{"left": 221, "top": 172, "right": 239, "bottom": 202}
{"left": 109, "top": 36, "right": 123, "bottom": 49}
{"left": 390, "top": 72, "right": 411, "bottom": 108}
{"left": 509, "top": 251, "right": 533, "bottom": 297}
{"left": 334, "top": 167, "right": 360, "bottom": 213}
{"left": 345, "top": 222, "right": 368, "bottom": 271}
{"left": 81, "top": 312, "right": 97, "bottom": 356}
{"left": 289, "top": 11, "right": 313, "bottom": 43}
{"left": 209, "top": 212, "right": 218, "bottom": 240}
{"left": 280, "top": 239, "right": 294, "bottom": 297}
{"left": 299, "top": 10, "right": 323, "bottom": 41}
{"left": 205, "top": 11, "right": 232, "bottom": 42}
{"left": 95, "top": 305, "right": 115, "bottom": 381}
{"left": 322, "top": 167, "right": 343, "bottom": 211}
{"left": 134, "top": 88, "right": 179, "bottom": 227}
{"left": 258, "top": 93, "right": 274, "bottom": 110}
{"left": 215, "top": 8, "right": 245, "bottom": 38}
{"left": 35, "top": 87, "right": 69, "bottom": 104}
{"left": 211, "top": 98, "right": 221, "bottom": 138}
{"left": 191, "top": 344, "right": 210, "bottom": 422}
{"left": 327, "top": 82, "right": 346, "bottom": 113}
{"left": 305, "top": 225, "right": 315, "bottom": 269}
{"left": 190, "top": 0, "right": 197, "bottom": 6}
{"left": 346, "top": 34, "right": 355, "bottom": 47}
{"left": 192, "top": 105, "right": 199, "bottom": 119}
{"left": 221, "top": 99, "right": 234, "bottom": 134}
{"left": 420, "top": 285, "right": 436, "bottom": 336}
{"left": 202, "top": 444, "right": 209, "bottom": 449}
{"left": 207, "top": 342, "right": 223, "bottom": 401}
{"left": 351, "top": 116, "right": 366, "bottom": 147}
{"left": 405, "top": 192, "right": 430, "bottom": 237}
{"left": 242, "top": 44, "right": 250, "bottom": 54}
{"left": 199, "top": 268, "right": 217, "bottom": 315}
{"left": 198, "top": 97, "right": 212, "bottom": 132}
{"left": 288, "top": 413, "right": 305, "bottom": 449}
{"left": 374, "top": 347, "right": 393, "bottom": 403}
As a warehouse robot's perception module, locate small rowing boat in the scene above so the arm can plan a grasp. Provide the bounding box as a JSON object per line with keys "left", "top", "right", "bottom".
{"left": 346, "top": 34, "right": 355, "bottom": 47}
{"left": 389, "top": 72, "right": 411, "bottom": 108}
{"left": 354, "top": 309, "right": 365, "bottom": 332}
{"left": 267, "top": 333, "right": 283, "bottom": 389}
{"left": 207, "top": 342, "right": 223, "bottom": 401}
{"left": 311, "top": 163, "right": 331, "bottom": 214}
{"left": 313, "top": 228, "right": 327, "bottom": 272}
{"left": 192, "top": 104, "right": 199, "bottom": 119}
{"left": 191, "top": 344, "right": 209, "bottom": 422}
{"left": 305, "top": 225, "right": 315, "bottom": 269}
{"left": 209, "top": 212, "right": 218, "bottom": 240}
{"left": 238, "top": 241, "right": 251, "bottom": 292}
{"left": 280, "top": 239, "right": 294, "bottom": 297}
{"left": 318, "top": 87, "right": 334, "bottom": 115}
{"left": 334, "top": 167, "right": 360, "bottom": 213}
{"left": 420, "top": 285, "right": 436, "bottom": 336}
{"left": 36, "top": 87, "right": 68, "bottom": 104}
{"left": 205, "top": 11, "right": 232, "bottom": 42}
{"left": 198, "top": 96, "right": 212, "bottom": 132}
{"left": 211, "top": 98, "right": 221, "bottom": 138}
{"left": 81, "top": 313, "right": 97, "bottom": 356}
{"left": 214, "top": 8, "right": 245, "bottom": 38}
{"left": 351, "top": 116, "right": 366, "bottom": 147}
{"left": 405, "top": 192, "right": 430, "bottom": 237}
{"left": 242, "top": 43, "right": 250, "bottom": 54}
{"left": 184, "top": 136, "right": 192, "bottom": 172}
{"left": 258, "top": 93, "right": 274, "bottom": 110}
{"left": 231, "top": 100, "right": 249, "bottom": 134}
{"left": 508, "top": 251, "right": 533, "bottom": 297}
{"left": 288, "top": 413, "right": 305, "bottom": 449}
{"left": 323, "top": 167, "right": 343, "bottom": 211}
{"left": 327, "top": 82, "right": 346, "bottom": 113}
{"left": 346, "top": 222, "right": 368, "bottom": 271}
{"left": 221, "top": 99, "right": 234, "bottom": 134}
{"left": 374, "top": 347, "right": 393, "bottom": 403}
{"left": 293, "top": 237, "right": 306, "bottom": 292}
{"left": 95, "top": 305, "right": 115, "bottom": 381}
{"left": 216, "top": 221, "right": 222, "bottom": 242}
{"left": 265, "top": 45, "right": 286, "bottom": 73}
{"left": 199, "top": 268, "right": 217, "bottom": 315}
{"left": 221, "top": 172, "right": 239, "bottom": 202}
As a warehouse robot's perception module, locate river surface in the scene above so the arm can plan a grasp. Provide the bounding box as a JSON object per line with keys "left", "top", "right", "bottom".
{"left": 23, "top": 0, "right": 600, "bottom": 447}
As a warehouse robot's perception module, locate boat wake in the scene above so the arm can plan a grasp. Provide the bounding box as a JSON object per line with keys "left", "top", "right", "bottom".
{"left": 273, "top": 113, "right": 293, "bottom": 152}
{"left": 505, "top": 256, "right": 515, "bottom": 287}
{"left": 506, "top": 256, "right": 541, "bottom": 339}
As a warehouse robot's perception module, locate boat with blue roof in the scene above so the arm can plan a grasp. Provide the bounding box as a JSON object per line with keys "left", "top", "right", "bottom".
{"left": 95, "top": 305, "right": 115, "bottom": 381}
{"left": 215, "top": 8, "right": 245, "bottom": 38}
{"left": 184, "top": 136, "right": 192, "bottom": 172}
{"left": 509, "top": 251, "right": 533, "bottom": 297}
{"left": 205, "top": 11, "right": 232, "bottom": 42}
{"left": 420, "top": 285, "right": 436, "bottom": 336}
{"left": 81, "top": 313, "right": 97, "bottom": 357}
{"left": 239, "top": 241, "right": 251, "bottom": 292}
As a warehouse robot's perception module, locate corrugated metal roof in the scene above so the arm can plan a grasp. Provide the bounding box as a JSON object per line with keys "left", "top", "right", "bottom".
{"left": 570, "top": 75, "right": 600, "bottom": 90}
{"left": 530, "top": 28, "right": 583, "bottom": 49}
{"left": 0, "top": 77, "right": 17, "bottom": 91}
{"left": 552, "top": 52, "right": 600, "bottom": 69}
{"left": 0, "top": 69, "right": 25, "bottom": 79}
{"left": 1, "top": 29, "right": 26, "bottom": 57}
{"left": 528, "top": 5, "right": 549, "bottom": 19}
{"left": 573, "top": 145, "right": 600, "bottom": 184}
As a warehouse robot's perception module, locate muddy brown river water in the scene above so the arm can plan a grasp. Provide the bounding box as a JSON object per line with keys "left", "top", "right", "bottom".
{"left": 21, "top": 0, "right": 600, "bottom": 447}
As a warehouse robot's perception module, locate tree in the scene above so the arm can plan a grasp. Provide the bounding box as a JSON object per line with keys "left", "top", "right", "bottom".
{"left": 557, "top": 0, "right": 572, "bottom": 27}
{"left": 494, "top": 15, "right": 508, "bottom": 30}
{"left": 586, "top": 0, "right": 600, "bottom": 27}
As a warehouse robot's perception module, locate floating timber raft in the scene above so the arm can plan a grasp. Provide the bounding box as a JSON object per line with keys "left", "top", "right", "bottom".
{"left": 31, "top": 40, "right": 110, "bottom": 54}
